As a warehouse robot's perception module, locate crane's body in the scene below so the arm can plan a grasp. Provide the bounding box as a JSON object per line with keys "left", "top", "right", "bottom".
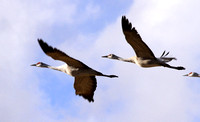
{"left": 33, "top": 63, "right": 102, "bottom": 76}
{"left": 103, "top": 54, "right": 176, "bottom": 68}
{"left": 32, "top": 39, "right": 118, "bottom": 102}
{"left": 102, "top": 16, "right": 185, "bottom": 70}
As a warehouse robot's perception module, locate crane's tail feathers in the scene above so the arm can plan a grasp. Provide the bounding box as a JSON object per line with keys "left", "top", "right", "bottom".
{"left": 161, "top": 50, "right": 170, "bottom": 57}
{"left": 161, "top": 50, "right": 166, "bottom": 57}
{"left": 160, "top": 51, "right": 169, "bottom": 57}
{"left": 160, "top": 57, "right": 177, "bottom": 62}
{"left": 160, "top": 51, "right": 171, "bottom": 58}
{"left": 160, "top": 51, "right": 176, "bottom": 63}
{"left": 165, "top": 52, "right": 169, "bottom": 57}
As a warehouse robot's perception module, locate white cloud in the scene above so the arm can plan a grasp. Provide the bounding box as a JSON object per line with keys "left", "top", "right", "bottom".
{"left": 88, "top": 0, "right": 200, "bottom": 122}
{"left": 0, "top": 0, "right": 78, "bottom": 121}
{"left": 1, "top": 0, "right": 200, "bottom": 122}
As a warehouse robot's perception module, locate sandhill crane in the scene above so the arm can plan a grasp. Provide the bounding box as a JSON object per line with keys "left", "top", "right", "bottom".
{"left": 102, "top": 16, "right": 185, "bottom": 70}
{"left": 31, "top": 39, "right": 118, "bottom": 102}
{"left": 183, "top": 72, "right": 200, "bottom": 77}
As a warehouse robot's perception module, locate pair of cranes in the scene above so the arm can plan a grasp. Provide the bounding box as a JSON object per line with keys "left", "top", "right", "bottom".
{"left": 32, "top": 16, "right": 194, "bottom": 102}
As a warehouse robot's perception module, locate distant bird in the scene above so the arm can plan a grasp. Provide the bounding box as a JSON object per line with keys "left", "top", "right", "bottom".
{"left": 102, "top": 16, "right": 185, "bottom": 70}
{"left": 31, "top": 39, "right": 118, "bottom": 102}
{"left": 183, "top": 72, "right": 200, "bottom": 77}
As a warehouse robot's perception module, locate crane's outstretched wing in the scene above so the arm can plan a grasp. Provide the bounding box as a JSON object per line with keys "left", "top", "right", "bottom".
{"left": 122, "top": 16, "right": 156, "bottom": 59}
{"left": 38, "top": 39, "right": 89, "bottom": 68}
{"left": 74, "top": 76, "right": 97, "bottom": 102}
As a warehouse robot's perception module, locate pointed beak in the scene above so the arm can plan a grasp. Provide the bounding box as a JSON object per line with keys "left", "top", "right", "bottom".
{"left": 183, "top": 74, "right": 188, "bottom": 76}
{"left": 31, "top": 64, "right": 36, "bottom": 66}
{"left": 102, "top": 55, "right": 108, "bottom": 58}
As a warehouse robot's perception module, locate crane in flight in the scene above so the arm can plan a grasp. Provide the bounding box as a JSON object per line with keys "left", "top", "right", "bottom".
{"left": 102, "top": 16, "right": 185, "bottom": 70}
{"left": 31, "top": 39, "right": 118, "bottom": 102}
{"left": 183, "top": 72, "right": 200, "bottom": 77}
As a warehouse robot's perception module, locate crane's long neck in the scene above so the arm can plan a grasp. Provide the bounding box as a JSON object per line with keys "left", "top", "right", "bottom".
{"left": 47, "top": 65, "right": 63, "bottom": 71}
{"left": 41, "top": 64, "right": 69, "bottom": 74}
{"left": 120, "top": 58, "right": 135, "bottom": 63}
{"left": 40, "top": 64, "right": 64, "bottom": 72}
{"left": 114, "top": 55, "right": 135, "bottom": 63}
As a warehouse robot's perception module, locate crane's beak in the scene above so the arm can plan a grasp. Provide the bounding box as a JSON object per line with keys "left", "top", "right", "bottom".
{"left": 31, "top": 64, "right": 36, "bottom": 66}
{"left": 102, "top": 55, "right": 108, "bottom": 58}
{"left": 183, "top": 74, "right": 188, "bottom": 76}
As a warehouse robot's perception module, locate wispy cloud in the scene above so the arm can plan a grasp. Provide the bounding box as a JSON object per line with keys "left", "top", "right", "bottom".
{"left": 1, "top": 0, "right": 200, "bottom": 122}
{"left": 90, "top": 0, "right": 200, "bottom": 121}
{"left": 0, "top": 0, "right": 78, "bottom": 121}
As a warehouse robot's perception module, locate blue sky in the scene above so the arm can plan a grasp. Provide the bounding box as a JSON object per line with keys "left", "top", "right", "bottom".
{"left": 1, "top": 0, "right": 200, "bottom": 121}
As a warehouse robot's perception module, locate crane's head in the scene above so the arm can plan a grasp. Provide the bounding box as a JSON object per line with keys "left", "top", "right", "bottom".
{"left": 102, "top": 54, "right": 120, "bottom": 59}
{"left": 183, "top": 72, "right": 199, "bottom": 77}
{"left": 31, "top": 62, "right": 49, "bottom": 68}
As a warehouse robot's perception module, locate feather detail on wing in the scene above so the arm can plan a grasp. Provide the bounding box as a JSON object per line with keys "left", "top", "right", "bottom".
{"left": 38, "top": 39, "right": 89, "bottom": 68}
{"left": 74, "top": 76, "right": 97, "bottom": 102}
{"left": 121, "top": 16, "right": 156, "bottom": 59}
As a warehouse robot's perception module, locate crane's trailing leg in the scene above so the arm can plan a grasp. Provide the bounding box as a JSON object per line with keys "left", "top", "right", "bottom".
{"left": 162, "top": 63, "right": 185, "bottom": 70}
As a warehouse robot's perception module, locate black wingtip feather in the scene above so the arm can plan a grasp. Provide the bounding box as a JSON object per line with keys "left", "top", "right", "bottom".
{"left": 122, "top": 16, "right": 132, "bottom": 32}
{"left": 76, "top": 93, "right": 94, "bottom": 102}
{"left": 37, "top": 39, "right": 55, "bottom": 54}
{"left": 83, "top": 95, "right": 94, "bottom": 102}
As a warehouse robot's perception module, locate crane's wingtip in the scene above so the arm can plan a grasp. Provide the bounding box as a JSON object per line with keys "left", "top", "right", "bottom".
{"left": 121, "top": 15, "right": 132, "bottom": 32}
{"left": 122, "top": 15, "right": 126, "bottom": 18}
{"left": 89, "top": 99, "right": 94, "bottom": 102}
{"left": 121, "top": 16, "right": 127, "bottom": 21}
{"left": 37, "top": 38, "right": 44, "bottom": 43}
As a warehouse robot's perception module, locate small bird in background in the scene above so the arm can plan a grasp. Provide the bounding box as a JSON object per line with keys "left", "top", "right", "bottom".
{"left": 102, "top": 16, "right": 185, "bottom": 70}
{"left": 183, "top": 72, "right": 200, "bottom": 77}
{"left": 31, "top": 39, "right": 118, "bottom": 102}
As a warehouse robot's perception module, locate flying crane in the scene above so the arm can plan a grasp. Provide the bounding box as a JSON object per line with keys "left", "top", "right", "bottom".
{"left": 31, "top": 39, "right": 118, "bottom": 102}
